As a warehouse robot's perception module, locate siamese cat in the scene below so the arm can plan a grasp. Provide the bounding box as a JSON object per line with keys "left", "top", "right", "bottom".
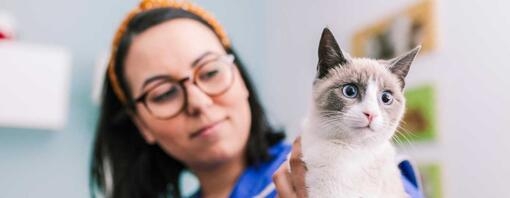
{"left": 301, "top": 27, "right": 420, "bottom": 198}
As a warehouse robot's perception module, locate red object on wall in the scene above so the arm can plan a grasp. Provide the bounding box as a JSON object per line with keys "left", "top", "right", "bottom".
{"left": 0, "top": 32, "right": 8, "bottom": 40}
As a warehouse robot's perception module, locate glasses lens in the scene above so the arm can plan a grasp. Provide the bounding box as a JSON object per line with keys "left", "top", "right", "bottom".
{"left": 196, "top": 60, "right": 233, "bottom": 95}
{"left": 145, "top": 82, "right": 184, "bottom": 118}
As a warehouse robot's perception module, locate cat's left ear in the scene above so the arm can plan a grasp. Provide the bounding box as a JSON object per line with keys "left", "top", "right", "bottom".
{"left": 387, "top": 45, "right": 421, "bottom": 81}
{"left": 317, "top": 27, "right": 349, "bottom": 79}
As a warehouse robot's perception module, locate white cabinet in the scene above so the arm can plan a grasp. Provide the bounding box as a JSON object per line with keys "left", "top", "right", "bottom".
{"left": 0, "top": 41, "right": 71, "bottom": 130}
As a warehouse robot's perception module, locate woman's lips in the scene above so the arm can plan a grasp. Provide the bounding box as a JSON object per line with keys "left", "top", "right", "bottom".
{"left": 190, "top": 119, "right": 226, "bottom": 139}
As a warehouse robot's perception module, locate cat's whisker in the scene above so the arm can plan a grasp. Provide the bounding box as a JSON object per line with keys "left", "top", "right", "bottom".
{"left": 394, "top": 125, "right": 416, "bottom": 147}
{"left": 375, "top": 120, "right": 414, "bottom": 147}
{"left": 397, "top": 122, "right": 420, "bottom": 140}
{"left": 393, "top": 130, "right": 410, "bottom": 145}
{"left": 394, "top": 127, "right": 420, "bottom": 154}
{"left": 319, "top": 115, "right": 362, "bottom": 121}
{"left": 391, "top": 135, "right": 403, "bottom": 145}
{"left": 318, "top": 112, "right": 349, "bottom": 118}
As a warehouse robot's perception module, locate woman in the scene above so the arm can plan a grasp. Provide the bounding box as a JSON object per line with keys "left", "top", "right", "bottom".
{"left": 90, "top": 0, "right": 422, "bottom": 197}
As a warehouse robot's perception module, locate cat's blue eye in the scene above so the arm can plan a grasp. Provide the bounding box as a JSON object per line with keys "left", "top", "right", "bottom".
{"left": 342, "top": 84, "right": 358, "bottom": 98}
{"left": 381, "top": 91, "right": 393, "bottom": 105}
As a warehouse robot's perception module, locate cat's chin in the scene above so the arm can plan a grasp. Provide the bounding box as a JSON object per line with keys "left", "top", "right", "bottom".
{"left": 349, "top": 124, "right": 384, "bottom": 134}
{"left": 344, "top": 127, "right": 394, "bottom": 143}
{"left": 352, "top": 126, "right": 376, "bottom": 132}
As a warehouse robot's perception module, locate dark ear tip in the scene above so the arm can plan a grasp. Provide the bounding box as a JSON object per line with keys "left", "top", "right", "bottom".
{"left": 322, "top": 27, "right": 332, "bottom": 36}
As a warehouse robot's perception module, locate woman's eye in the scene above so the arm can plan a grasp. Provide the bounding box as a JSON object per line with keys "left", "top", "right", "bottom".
{"left": 150, "top": 85, "right": 179, "bottom": 103}
{"left": 342, "top": 84, "right": 358, "bottom": 98}
{"left": 381, "top": 91, "right": 393, "bottom": 105}
{"left": 199, "top": 68, "right": 220, "bottom": 81}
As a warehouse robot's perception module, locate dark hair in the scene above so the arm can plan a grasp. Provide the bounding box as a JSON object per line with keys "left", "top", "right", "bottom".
{"left": 90, "top": 8, "right": 285, "bottom": 198}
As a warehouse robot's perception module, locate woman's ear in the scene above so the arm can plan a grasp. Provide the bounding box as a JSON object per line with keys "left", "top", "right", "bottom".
{"left": 129, "top": 111, "right": 157, "bottom": 144}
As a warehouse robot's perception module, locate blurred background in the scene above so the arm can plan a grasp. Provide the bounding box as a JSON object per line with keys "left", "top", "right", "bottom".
{"left": 1, "top": 0, "right": 509, "bottom": 197}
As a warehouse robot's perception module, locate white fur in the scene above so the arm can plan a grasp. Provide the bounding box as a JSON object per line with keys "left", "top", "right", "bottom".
{"left": 301, "top": 80, "right": 408, "bottom": 198}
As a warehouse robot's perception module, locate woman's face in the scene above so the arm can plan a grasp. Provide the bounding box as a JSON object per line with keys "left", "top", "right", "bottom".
{"left": 124, "top": 19, "right": 251, "bottom": 169}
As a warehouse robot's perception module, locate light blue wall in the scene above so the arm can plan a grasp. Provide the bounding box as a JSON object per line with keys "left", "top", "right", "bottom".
{"left": 0, "top": 0, "right": 267, "bottom": 197}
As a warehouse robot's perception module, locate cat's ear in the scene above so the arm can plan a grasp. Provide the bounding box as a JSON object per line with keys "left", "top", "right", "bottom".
{"left": 317, "top": 27, "right": 348, "bottom": 79}
{"left": 387, "top": 45, "right": 421, "bottom": 82}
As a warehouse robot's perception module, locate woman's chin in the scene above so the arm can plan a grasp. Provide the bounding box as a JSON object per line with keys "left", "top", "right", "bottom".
{"left": 191, "top": 144, "right": 243, "bottom": 168}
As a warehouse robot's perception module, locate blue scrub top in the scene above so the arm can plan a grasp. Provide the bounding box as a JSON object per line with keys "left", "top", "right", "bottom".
{"left": 192, "top": 141, "right": 423, "bottom": 198}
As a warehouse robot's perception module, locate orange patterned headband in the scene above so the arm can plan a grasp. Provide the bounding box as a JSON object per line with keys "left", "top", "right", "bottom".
{"left": 107, "top": 0, "right": 231, "bottom": 105}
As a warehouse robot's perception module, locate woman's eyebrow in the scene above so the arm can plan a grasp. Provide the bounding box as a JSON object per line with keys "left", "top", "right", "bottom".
{"left": 141, "top": 75, "right": 170, "bottom": 91}
{"left": 191, "top": 51, "right": 214, "bottom": 68}
{"left": 139, "top": 51, "right": 215, "bottom": 92}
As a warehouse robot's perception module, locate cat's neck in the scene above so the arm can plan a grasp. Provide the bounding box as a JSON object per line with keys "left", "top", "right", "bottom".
{"left": 327, "top": 138, "right": 392, "bottom": 154}
{"left": 302, "top": 133, "right": 397, "bottom": 178}
{"left": 304, "top": 131, "right": 394, "bottom": 157}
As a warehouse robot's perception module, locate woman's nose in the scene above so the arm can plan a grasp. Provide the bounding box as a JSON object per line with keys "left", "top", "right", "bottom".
{"left": 184, "top": 83, "right": 214, "bottom": 116}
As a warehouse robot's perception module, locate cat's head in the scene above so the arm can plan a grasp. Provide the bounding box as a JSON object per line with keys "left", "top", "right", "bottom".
{"left": 312, "top": 27, "right": 420, "bottom": 146}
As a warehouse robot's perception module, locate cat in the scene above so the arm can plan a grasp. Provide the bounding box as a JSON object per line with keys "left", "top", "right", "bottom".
{"left": 300, "top": 27, "right": 420, "bottom": 198}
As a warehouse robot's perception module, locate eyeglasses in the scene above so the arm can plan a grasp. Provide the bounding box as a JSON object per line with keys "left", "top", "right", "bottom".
{"left": 132, "top": 54, "right": 235, "bottom": 119}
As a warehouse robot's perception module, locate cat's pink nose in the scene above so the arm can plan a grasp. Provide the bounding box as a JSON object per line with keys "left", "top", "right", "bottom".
{"left": 363, "top": 112, "right": 376, "bottom": 123}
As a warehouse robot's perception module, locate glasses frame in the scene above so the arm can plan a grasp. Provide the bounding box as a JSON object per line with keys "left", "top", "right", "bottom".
{"left": 131, "top": 54, "right": 236, "bottom": 119}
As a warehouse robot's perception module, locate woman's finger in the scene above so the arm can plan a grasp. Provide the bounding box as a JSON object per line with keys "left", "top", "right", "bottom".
{"left": 289, "top": 136, "right": 308, "bottom": 198}
{"left": 273, "top": 162, "right": 297, "bottom": 198}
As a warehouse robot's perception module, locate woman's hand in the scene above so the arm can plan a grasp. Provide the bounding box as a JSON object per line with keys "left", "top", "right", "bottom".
{"left": 272, "top": 137, "right": 308, "bottom": 198}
